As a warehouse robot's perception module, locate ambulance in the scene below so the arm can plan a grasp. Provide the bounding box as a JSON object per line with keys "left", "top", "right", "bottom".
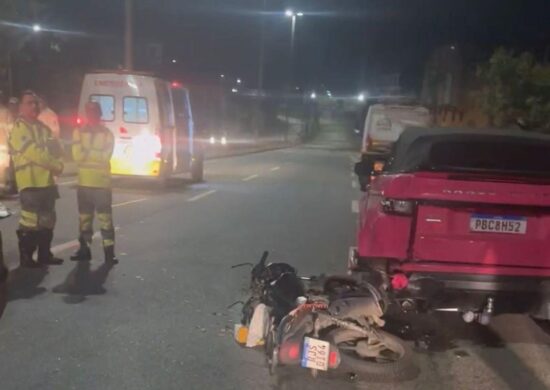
{"left": 78, "top": 70, "right": 204, "bottom": 183}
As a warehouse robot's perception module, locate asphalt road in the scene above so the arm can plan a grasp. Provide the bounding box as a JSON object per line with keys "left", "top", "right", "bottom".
{"left": 0, "top": 123, "right": 549, "bottom": 390}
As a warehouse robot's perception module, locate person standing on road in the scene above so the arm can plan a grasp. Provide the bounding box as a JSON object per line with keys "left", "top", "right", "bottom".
{"left": 9, "top": 91, "right": 64, "bottom": 268}
{"left": 71, "top": 102, "right": 118, "bottom": 264}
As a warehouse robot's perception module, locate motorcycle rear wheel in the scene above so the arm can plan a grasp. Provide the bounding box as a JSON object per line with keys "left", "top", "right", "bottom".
{"left": 327, "top": 328, "right": 418, "bottom": 381}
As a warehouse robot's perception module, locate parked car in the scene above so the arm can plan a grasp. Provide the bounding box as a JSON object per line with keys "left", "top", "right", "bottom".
{"left": 357, "top": 105, "right": 431, "bottom": 190}
{"left": 352, "top": 127, "right": 550, "bottom": 324}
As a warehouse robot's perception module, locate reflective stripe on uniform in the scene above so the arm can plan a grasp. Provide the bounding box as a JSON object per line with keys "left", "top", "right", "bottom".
{"left": 38, "top": 211, "right": 56, "bottom": 230}
{"left": 79, "top": 213, "right": 94, "bottom": 233}
{"left": 103, "top": 239, "right": 115, "bottom": 248}
{"left": 20, "top": 209, "right": 38, "bottom": 228}
{"left": 14, "top": 162, "right": 33, "bottom": 172}
{"left": 97, "top": 213, "right": 114, "bottom": 232}
{"left": 78, "top": 162, "right": 110, "bottom": 170}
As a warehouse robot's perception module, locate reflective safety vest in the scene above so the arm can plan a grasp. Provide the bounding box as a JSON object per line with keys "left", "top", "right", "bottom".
{"left": 9, "top": 118, "right": 64, "bottom": 191}
{"left": 73, "top": 125, "right": 114, "bottom": 188}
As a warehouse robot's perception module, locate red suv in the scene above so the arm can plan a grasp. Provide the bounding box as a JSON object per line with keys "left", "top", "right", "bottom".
{"left": 352, "top": 128, "right": 550, "bottom": 324}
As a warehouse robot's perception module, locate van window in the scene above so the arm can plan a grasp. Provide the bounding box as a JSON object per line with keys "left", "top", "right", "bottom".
{"left": 123, "top": 97, "right": 149, "bottom": 124}
{"left": 90, "top": 95, "right": 115, "bottom": 121}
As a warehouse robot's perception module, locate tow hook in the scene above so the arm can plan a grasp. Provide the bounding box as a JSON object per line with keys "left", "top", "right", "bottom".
{"left": 461, "top": 297, "right": 495, "bottom": 325}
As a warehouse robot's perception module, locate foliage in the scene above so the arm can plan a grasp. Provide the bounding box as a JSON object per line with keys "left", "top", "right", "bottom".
{"left": 477, "top": 48, "right": 550, "bottom": 131}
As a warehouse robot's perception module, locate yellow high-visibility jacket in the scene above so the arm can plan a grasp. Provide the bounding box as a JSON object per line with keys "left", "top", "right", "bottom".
{"left": 73, "top": 125, "right": 114, "bottom": 188}
{"left": 9, "top": 118, "right": 63, "bottom": 191}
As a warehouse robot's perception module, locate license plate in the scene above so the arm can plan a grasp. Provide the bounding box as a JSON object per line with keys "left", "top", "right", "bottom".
{"left": 470, "top": 215, "right": 527, "bottom": 234}
{"left": 301, "top": 337, "right": 330, "bottom": 371}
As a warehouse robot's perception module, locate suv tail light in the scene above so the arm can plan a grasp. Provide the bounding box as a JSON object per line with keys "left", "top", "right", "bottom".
{"left": 381, "top": 199, "right": 414, "bottom": 215}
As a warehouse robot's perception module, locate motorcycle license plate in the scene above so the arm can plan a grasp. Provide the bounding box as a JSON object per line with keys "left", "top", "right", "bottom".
{"left": 470, "top": 214, "right": 527, "bottom": 234}
{"left": 301, "top": 337, "right": 330, "bottom": 371}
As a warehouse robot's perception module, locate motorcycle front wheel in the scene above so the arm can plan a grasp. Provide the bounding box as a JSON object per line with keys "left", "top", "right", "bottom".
{"left": 327, "top": 328, "right": 418, "bottom": 381}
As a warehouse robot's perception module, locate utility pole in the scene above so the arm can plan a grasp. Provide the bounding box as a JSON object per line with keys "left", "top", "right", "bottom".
{"left": 257, "top": 0, "right": 267, "bottom": 92}
{"left": 124, "top": 0, "right": 134, "bottom": 70}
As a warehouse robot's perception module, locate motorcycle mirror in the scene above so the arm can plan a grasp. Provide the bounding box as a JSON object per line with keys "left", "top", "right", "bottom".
{"left": 259, "top": 251, "right": 269, "bottom": 266}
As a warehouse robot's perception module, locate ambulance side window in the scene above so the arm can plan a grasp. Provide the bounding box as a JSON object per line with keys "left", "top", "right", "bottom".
{"left": 90, "top": 95, "right": 115, "bottom": 121}
{"left": 123, "top": 97, "right": 149, "bottom": 124}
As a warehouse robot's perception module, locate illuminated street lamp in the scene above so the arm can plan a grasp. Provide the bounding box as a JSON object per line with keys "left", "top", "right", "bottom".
{"left": 285, "top": 10, "right": 304, "bottom": 87}
{"left": 32, "top": 24, "right": 41, "bottom": 32}
{"left": 310, "top": 92, "right": 317, "bottom": 100}
{"left": 236, "top": 78, "right": 242, "bottom": 84}
{"left": 357, "top": 93, "right": 365, "bottom": 102}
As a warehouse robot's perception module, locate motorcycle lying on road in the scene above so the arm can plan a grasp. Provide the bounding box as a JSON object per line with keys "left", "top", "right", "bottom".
{"left": 232, "top": 252, "right": 417, "bottom": 381}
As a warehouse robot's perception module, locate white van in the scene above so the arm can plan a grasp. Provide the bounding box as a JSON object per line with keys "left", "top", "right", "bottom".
{"left": 361, "top": 104, "right": 431, "bottom": 155}
{"left": 78, "top": 71, "right": 203, "bottom": 182}
{"left": 356, "top": 104, "right": 431, "bottom": 190}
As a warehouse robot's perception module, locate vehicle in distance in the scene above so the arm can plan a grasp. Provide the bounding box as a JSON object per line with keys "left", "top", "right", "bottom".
{"left": 78, "top": 71, "right": 204, "bottom": 183}
{"left": 357, "top": 104, "right": 431, "bottom": 190}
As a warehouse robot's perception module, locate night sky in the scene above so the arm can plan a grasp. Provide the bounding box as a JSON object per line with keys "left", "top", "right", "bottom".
{"left": 44, "top": 0, "right": 550, "bottom": 94}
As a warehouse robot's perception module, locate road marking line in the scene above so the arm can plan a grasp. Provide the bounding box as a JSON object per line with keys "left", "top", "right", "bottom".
{"left": 242, "top": 174, "right": 259, "bottom": 182}
{"left": 187, "top": 189, "right": 217, "bottom": 202}
{"left": 51, "top": 239, "right": 79, "bottom": 254}
{"left": 350, "top": 171, "right": 355, "bottom": 177}
{"left": 352, "top": 180, "right": 358, "bottom": 189}
{"left": 51, "top": 227, "right": 121, "bottom": 254}
{"left": 113, "top": 198, "right": 148, "bottom": 208}
{"left": 58, "top": 180, "right": 77, "bottom": 186}
{"left": 351, "top": 200, "right": 359, "bottom": 214}
{"left": 270, "top": 166, "right": 281, "bottom": 172}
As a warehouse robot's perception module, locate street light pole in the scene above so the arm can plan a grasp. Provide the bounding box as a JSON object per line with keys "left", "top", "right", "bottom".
{"left": 257, "top": 0, "right": 267, "bottom": 92}
{"left": 124, "top": 0, "right": 134, "bottom": 70}
{"left": 285, "top": 10, "right": 303, "bottom": 89}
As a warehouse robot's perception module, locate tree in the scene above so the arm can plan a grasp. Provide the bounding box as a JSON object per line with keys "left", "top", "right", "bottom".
{"left": 477, "top": 48, "right": 550, "bottom": 132}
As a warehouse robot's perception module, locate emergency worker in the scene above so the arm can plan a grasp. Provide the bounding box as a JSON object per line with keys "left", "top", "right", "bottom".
{"left": 9, "top": 91, "right": 64, "bottom": 267}
{"left": 71, "top": 102, "right": 118, "bottom": 264}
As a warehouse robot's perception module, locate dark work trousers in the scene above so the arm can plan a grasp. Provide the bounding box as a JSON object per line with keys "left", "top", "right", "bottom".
{"left": 19, "top": 186, "right": 59, "bottom": 231}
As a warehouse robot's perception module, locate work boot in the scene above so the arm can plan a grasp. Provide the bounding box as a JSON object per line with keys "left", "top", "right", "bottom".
{"left": 16, "top": 230, "right": 41, "bottom": 268}
{"left": 70, "top": 239, "right": 92, "bottom": 261}
{"left": 104, "top": 246, "right": 119, "bottom": 265}
{"left": 37, "top": 230, "right": 63, "bottom": 265}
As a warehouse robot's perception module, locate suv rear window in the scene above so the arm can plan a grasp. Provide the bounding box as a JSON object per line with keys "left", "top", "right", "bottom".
{"left": 123, "top": 97, "right": 149, "bottom": 124}
{"left": 90, "top": 95, "right": 114, "bottom": 121}
{"left": 427, "top": 139, "right": 550, "bottom": 177}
